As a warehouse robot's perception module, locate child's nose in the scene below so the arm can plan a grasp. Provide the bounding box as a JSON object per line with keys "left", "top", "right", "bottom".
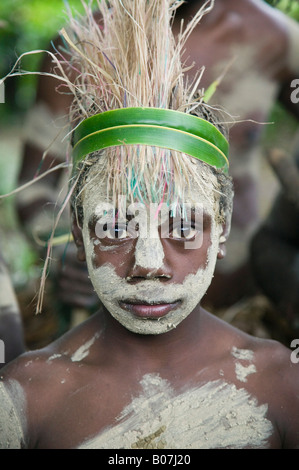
{"left": 126, "top": 236, "right": 172, "bottom": 282}
{"left": 134, "top": 235, "right": 165, "bottom": 270}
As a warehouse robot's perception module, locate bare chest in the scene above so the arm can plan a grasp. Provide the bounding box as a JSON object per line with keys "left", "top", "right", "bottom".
{"left": 72, "top": 374, "right": 275, "bottom": 449}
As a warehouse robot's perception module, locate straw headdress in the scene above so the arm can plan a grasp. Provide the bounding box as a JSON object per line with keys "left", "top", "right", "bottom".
{"left": 54, "top": 0, "right": 230, "bottom": 214}
{"left": 1, "top": 0, "right": 233, "bottom": 311}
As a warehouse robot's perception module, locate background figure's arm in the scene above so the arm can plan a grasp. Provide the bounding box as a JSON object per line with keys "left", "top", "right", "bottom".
{"left": 17, "top": 36, "right": 73, "bottom": 245}
{"left": 0, "top": 252, "right": 25, "bottom": 367}
{"left": 0, "top": 380, "right": 26, "bottom": 449}
{"left": 277, "top": 12, "right": 299, "bottom": 119}
{"left": 250, "top": 147, "right": 299, "bottom": 330}
{"left": 16, "top": 36, "right": 99, "bottom": 313}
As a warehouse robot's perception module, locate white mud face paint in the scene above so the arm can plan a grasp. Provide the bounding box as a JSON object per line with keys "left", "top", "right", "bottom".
{"left": 133, "top": 235, "right": 164, "bottom": 270}
{"left": 0, "top": 380, "right": 27, "bottom": 449}
{"left": 82, "top": 258, "right": 217, "bottom": 335}
{"left": 71, "top": 332, "right": 101, "bottom": 362}
{"left": 81, "top": 160, "right": 224, "bottom": 334}
{"left": 77, "top": 373, "right": 273, "bottom": 449}
{"left": 132, "top": 205, "right": 165, "bottom": 271}
{"left": 82, "top": 200, "right": 222, "bottom": 335}
{"left": 46, "top": 332, "right": 102, "bottom": 363}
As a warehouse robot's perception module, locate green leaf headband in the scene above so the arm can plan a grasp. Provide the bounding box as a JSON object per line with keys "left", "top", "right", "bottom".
{"left": 72, "top": 107, "right": 229, "bottom": 173}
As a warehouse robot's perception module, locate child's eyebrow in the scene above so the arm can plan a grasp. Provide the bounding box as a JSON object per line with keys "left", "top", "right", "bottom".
{"left": 169, "top": 206, "right": 207, "bottom": 217}
{"left": 88, "top": 209, "right": 135, "bottom": 229}
{"left": 88, "top": 205, "right": 212, "bottom": 229}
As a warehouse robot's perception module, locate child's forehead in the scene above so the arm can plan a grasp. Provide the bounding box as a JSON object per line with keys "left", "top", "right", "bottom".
{"left": 82, "top": 188, "right": 218, "bottom": 225}
{"left": 88, "top": 200, "right": 207, "bottom": 221}
{"left": 80, "top": 151, "right": 220, "bottom": 221}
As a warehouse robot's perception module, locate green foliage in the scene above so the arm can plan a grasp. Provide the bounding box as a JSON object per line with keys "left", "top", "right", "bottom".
{"left": 0, "top": 0, "right": 297, "bottom": 116}
{"left": 0, "top": 0, "right": 297, "bottom": 283}
{"left": 0, "top": 0, "right": 88, "bottom": 114}
{"left": 0, "top": 2, "right": 91, "bottom": 276}
{"left": 0, "top": 130, "right": 38, "bottom": 284}
{"left": 0, "top": 0, "right": 87, "bottom": 53}
{"left": 265, "top": 0, "right": 299, "bottom": 20}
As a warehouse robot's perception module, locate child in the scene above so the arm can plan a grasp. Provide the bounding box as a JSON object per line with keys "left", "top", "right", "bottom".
{"left": 16, "top": 0, "right": 299, "bottom": 311}
{"left": 0, "top": 0, "right": 298, "bottom": 449}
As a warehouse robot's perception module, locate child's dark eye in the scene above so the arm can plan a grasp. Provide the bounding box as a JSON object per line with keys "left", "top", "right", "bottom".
{"left": 169, "top": 221, "right": 198, "bottom": 240}
{"left": 105, "top": 223, "right": 130, "bottom": 239}
{"left": 101, "top": 222, "right": 139, "bottom": 240}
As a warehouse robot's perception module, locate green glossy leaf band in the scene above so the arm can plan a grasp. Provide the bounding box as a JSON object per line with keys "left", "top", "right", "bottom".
{"left": 72, "top": 107, "right": 229, "bottom": 172}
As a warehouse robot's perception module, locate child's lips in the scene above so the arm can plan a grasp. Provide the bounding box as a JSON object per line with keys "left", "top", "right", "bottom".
{"left": 119, "top": 300, "right": 181, "bottom": 318}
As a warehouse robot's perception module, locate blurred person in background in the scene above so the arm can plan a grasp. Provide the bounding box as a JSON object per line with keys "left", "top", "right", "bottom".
{"left": 250, "top": 140, "right": 299, "bottom": 334}
{"left": 14, "top": 0, "right": 299, "bottom": 333}
{"left": 175, "top": 0, "right": 299, "bottom": 309}
{"left": 0, "top": 249, "right": 25, "bottom": 368}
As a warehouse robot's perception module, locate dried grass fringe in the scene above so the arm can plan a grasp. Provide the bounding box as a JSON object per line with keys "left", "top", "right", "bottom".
{"left": 1, "top": 0, "right": 231, "bottom": 312}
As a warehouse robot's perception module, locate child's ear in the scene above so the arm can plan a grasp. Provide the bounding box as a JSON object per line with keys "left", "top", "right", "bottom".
{"left": 72, "top": 215, "right": 86, "bottom": 262}
{"left": 217, "top": 218, "right": 231, "bottom": 260}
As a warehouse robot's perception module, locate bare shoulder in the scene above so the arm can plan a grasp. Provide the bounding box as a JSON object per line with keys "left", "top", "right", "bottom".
{"left": 212, "top": 310, "right": 298, "bottom": 384}
{"left": 1, "top": 311, "right": 102, "bottom": 394}
{"left": 0, "top": 312, "right": 104, "bottom": 447}
{"left": 2, "top": 311, "right": 103, "bottom": 375}
{"left": 252, "top": 337, "right": 299, "bottom": 448}
{"left": 209, "top": 312, "right": 299, "bottom": 448}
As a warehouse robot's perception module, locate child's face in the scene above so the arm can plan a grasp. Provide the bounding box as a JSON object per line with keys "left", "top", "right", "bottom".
{"left": 80, "top": 172, "right": 224, "bottom": 335}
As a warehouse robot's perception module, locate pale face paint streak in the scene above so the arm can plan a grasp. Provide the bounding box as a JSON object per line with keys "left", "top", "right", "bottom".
{"left": 77, "top": 373, "right": 273, "bottom": 449}
{"left": 0, "top": 380, "right": 27, "bottom": 449}
{"left": 133, "top": 235, "right": 165, "bottom": 270}
{"left": 231, "top": 347, "right": 255, "bottom": 361}
{"left": 71, "top": 332, "right": 101, "bottom": 362}
{"left": 133, "top": 207, "right": 165, "bottom": 271}
{"left": 46, "top": 332, "right": 102, "bottom": 364}
{"left": 47, "top": 353, "right": 63, "bottom": 362}
{"left": 231, "top": 347, "right": 257, "bottom": 383}
{"left": 83, "top": 255, "right": 219, "bottom": 335}
{"left": 235, "top": 363, "right": 257, "bottom": 383}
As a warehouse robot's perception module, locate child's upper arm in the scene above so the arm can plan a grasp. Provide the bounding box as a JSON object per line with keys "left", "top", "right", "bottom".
{"left": 0, "top": 378, "right": 26, "bottom": 448}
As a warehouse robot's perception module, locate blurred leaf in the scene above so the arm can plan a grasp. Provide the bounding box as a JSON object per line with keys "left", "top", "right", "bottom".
{"left": 265, "top": 0, "right": 299, "bottom": 20}
{"left": 0, "top": 0, "right": 89, "bottom": 113}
